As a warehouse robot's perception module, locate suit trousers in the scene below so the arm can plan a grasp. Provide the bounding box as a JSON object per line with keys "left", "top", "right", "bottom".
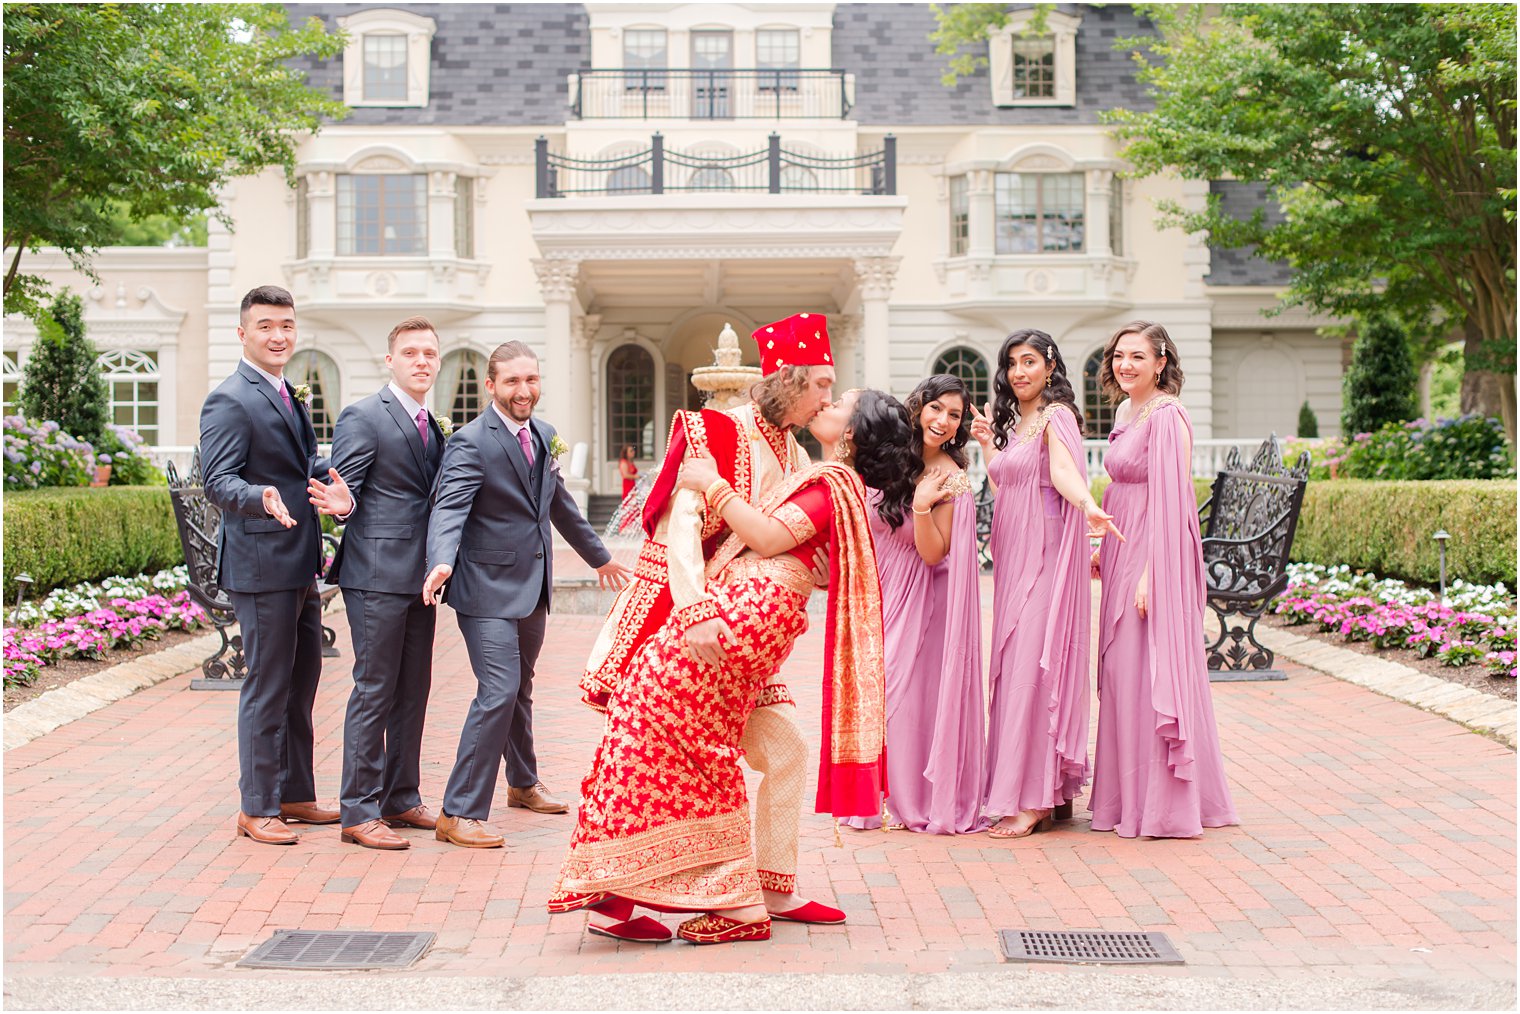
{"left": 443, "top": 604, "right": 549, "bottom": 820}
{"left": 227, "top": 584, "right": 324, "bottom": 816}
{"left": 339, "top": 589, "right": 436, "bottom": 827}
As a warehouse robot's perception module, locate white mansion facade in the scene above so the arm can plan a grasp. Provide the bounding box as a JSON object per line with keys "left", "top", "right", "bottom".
{"left": 3, "top": 3, "right": 1345, "bottom": 497}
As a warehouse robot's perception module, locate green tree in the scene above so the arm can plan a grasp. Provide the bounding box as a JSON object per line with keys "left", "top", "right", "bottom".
{"left": 3, "top": 4, "right": 345, "bottom": 319}
{"left": 1341, "top": 316, "right": 1419, "bottom": 437}
{"left": 930, "top": 4, "right": 1516, "bottom": 441}
{"left": 18, "top": 292, "right": 111, "bottom": 443}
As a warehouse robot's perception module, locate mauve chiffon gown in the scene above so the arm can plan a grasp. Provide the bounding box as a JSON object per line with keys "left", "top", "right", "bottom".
{"left": 1092, "top": 396, "right": 1239, "bottom": 838}
{"left": 983, "top": 404, "right": 1091, "bottom": 817}
{"left": 844, "top": 480, "right": 988, "bottom": 834}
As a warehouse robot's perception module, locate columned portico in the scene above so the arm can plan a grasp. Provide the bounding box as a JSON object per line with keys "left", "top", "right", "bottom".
{"left": 527, "top": 193, "right": 905, "bottom": 492}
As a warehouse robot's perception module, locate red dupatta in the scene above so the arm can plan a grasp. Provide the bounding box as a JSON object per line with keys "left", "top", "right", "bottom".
{"left": 707, "top": 461, "right": 887, "bottom": 818}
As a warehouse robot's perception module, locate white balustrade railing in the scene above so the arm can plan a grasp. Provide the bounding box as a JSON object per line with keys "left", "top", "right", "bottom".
{"left": 1083, "top": 437, "right": 1269, "bottom": 482}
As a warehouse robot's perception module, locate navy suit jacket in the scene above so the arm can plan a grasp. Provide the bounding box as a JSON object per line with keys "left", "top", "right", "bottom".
{"left": 426, "top": 409, "right": 610, "bottom": 620}
{"left": 326, "top": 386, "right": 444, "bottom": 595}
{"left": 199, "top": 361, "right": 329, "bottom": 593}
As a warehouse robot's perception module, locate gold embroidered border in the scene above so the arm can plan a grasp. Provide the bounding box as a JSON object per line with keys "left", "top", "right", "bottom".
{"left": 1015, "top": 402, "right": 1075, "bottom": 447}
{"left": 558, "top": 810, "right": 754, "bottom": 895}
{"left": 935, "top": 468, "right": 974, "bottom": 504}
{"left": 772, "top": 502, "right": 817, "bottom": 546}
{"left": 754, "top": 683, "right": 795, "bottom": 709}
{"left": 673, "top": 598, "right": 721, "bottom": 632}
{"left": 754, "top": 412, "right": 792, "bottom": 473}
{"left": 758, "top": 870, "right": 796, "bottom": 894}
{"left": 581, "top": 540, "right": 669, "bottom": 699}
{"left": 617, "top": 856, "right": 763, "bottom": 911}
{"left": 716, "top": 555, "right": 815, "bottom": 600}
{"left": 1135, "top": 393, "right": 1183, "bottom": 426}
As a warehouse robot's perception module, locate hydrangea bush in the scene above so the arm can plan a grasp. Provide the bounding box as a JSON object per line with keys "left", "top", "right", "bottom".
{"left": 1273, "top": 563, "right": 1516, "bottom": 678}
{"left": 2, "top": 566, "right": 207, "bottom": 688}
{"left": 1291, "top": 416, "right": 1515, "bottom": 482}
{"left": 3, "top": 416, "right": 95, "bottom": 488}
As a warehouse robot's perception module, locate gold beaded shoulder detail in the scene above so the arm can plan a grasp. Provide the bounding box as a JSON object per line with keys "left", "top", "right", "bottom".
{"left": 1135, "top": 394, "right": 1183, "bottom": 426}
{"left": 937, "top": 469, "right": 974, "bottom": 503}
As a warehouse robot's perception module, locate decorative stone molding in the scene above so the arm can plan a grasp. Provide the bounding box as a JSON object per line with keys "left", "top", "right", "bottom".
{"left": 571, "top": 313, "right": 602, "bottom": 352}
{"left": 853, "top": 256, "right": 901, "bottom": 301}
{"left": 533, "top": 259, "right": 581, "bottom": 302}
{"left": 338, "top": 8, "right": 437, "bottom": 109}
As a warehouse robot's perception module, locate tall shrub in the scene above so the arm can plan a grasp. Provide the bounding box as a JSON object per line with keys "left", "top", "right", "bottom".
{"left": 1297, "top": 400, "right": 1319, "bottom": 438}
{"left": 1341, "top": 315, "right": 1418, "bottom": 437}
{"left": 17, "top": 293, "right": 110, "bottom": 444}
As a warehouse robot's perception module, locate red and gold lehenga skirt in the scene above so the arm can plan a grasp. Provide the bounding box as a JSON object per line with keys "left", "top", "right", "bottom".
{"left": 550, "top": 555, "right": 815, "bottom": 912}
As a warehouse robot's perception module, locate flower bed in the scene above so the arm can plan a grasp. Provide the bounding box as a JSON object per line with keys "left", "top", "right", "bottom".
{"left": 1273, "top": 563, "right": 1516, "bottom": 679}
{"left": 2, "top": 566, "right": 208, "bottom": 688}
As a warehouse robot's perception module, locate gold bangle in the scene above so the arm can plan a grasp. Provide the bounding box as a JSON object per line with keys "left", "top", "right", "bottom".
{"left": 704, "top": 478, "right": 732, "bottom": 503}
{"left": 911, "top": 505, "right": 933, "bottom": 516}
{"left": 709, "top": 486, "right": 738, "bottom": 516}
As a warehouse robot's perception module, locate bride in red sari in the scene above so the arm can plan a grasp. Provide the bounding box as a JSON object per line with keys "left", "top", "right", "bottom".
{"left": 549, "top": 390, "right": 915, "bottom": 945}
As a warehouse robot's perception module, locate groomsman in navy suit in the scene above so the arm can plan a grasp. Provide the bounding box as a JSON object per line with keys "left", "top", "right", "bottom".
{"left": 422, "top": 341, "right": 632, "bottom": 847}
{"left": 308, "top": 316, "right": 446, "bottom": 850}
{"left": 199, "top": 285, "right": 339, "bottom": 845}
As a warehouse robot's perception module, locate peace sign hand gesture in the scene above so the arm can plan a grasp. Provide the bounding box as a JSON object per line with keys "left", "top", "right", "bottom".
{"left": 969, "top": 401, "right": 996, "bottom": 456}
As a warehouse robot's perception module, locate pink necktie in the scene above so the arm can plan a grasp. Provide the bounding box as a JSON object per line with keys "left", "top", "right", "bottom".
{"left": 416, "top": 408, "right": 428, "bottom": 448}
{"left": 517, "top": 426, "right": 534, "bottom": 467}
{"left": 280, "top": 383, "right": 293, "bottom": 414}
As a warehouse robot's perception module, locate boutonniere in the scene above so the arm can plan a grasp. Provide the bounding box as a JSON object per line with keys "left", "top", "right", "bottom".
{"left": 437, "top": 416, "right": 454, "bottom": 439}
{"left": 548, "top": 434, "right": 569, "bottom": 459}
{"left": 292, "top": 383, "right": 312, "bottom": 406}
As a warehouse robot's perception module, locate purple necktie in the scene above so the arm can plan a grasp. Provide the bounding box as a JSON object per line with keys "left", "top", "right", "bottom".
{"left": 416, "top": 408, "right": 429, "bottom": 448}
{"left": 280, "top": 383, "right": 293, "bottom": 414}
{"left": 517, "top": 426, "right": 534, "bottom": 467}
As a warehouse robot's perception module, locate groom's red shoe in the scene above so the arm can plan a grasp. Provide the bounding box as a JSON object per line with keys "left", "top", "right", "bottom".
{"left": 769, "top": 900, "right": 847, "bottom": 924}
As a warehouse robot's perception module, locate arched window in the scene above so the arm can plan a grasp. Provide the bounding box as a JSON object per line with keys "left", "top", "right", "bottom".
{"left": 95, "top": 349, "right": 161, "bottom": 443}
{"left": 689, "top": 166, "right": 734, "bottom": 191}
{"left": 1083, "top": 348, "right": 1116, "bottom": 438}
{"left": 607, "top": 166, "right": 652, "bottom": 194}
{"left": 437, "top": 349, "right": 486, "bottom": 425}
{"left": 780, "top": 164, "right": 819, "bottom": 192}
{"left": 287, "top": 350, "right": 340, "bottom": 441}
{"left": 606, "top": 344, "right": 656, "bottom": 460}
{"left": 931, "top": 346, "right": 991, "bottom": 413}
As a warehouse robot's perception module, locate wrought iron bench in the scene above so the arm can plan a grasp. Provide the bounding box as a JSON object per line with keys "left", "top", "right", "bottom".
{"left": 1198, "top": 435, "right": 1311, "bottom": 681}
{"left": 166, "top": 450, "right": 341, "bottom": 690}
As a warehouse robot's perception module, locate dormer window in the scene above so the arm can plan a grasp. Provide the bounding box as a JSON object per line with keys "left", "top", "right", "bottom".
{"left": 338, "top": 9, "right": 437, "bottom": 108}
{"left": 989, "top": 9, "right": 1079, "bottom": 107}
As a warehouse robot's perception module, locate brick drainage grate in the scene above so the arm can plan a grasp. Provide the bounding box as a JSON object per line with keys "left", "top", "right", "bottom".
{"left": 238, "top": 930, "right": 434, "bottom": 970}
{"left": 998, "top": 929, "right": 1185, "bottom": 965}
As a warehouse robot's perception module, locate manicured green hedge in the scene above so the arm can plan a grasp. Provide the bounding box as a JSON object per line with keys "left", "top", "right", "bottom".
{"left": 1292, "top": 480, "right": 1515, "bottom": 587}
{"left": 3, "top": 486, "right": 183, "bottom": 598}
{"left": 1090, "top": 476, "right": 1515, "bottom": 587}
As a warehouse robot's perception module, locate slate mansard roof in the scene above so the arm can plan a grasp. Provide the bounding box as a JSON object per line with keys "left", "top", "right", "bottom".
{"left": 1206, "top": 182, "right": 1295, "bottom": 288}
{"left": 285, "top": 3, "right": 1155, "bottom": 127}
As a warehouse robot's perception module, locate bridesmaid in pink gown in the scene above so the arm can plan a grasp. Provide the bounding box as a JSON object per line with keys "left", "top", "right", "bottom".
{"left": 971, "top": 330, "right": 1122, "bottom": 840}
{"left": 844, "top": 374, "right": 987, "bottom": 835}
{"left": 1091, "top": 321, "right": 1239, "bottom": 838}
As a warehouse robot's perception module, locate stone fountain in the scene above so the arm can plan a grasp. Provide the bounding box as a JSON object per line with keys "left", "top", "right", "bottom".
{"left": 689, "top": 323, "right": 761, "bottom": 411}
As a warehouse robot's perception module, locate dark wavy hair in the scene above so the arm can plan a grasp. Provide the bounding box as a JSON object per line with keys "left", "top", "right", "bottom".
{"left": 904, "top": 374, "right": 971, "bottom": 470}
{"left": 990, "top": 330, "right": 1085, "bottom": 449}
{"left": 848, "top": 389, "right": 919, "bottom": 530}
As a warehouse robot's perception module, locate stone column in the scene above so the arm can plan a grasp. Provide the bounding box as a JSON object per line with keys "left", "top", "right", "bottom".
{"left": 1086, "top": 169, "right": 1113, "bottom": 257}
{"left": 967, "top": 169, "right": 996, "bottom": 259}
{"left": 568, "top": 312, "right": 599, "bottom": 456}
{"left": 428, "top": 170, "right": 458, "bottom": 259}
{"left": 831, "top": 313, "right": 862, "bottom": 390}
{"left": 853, "top": 257, "right": 900, "bottom": 393}
{"left": 531, "top": 258, "right": 580, "bottom": 441}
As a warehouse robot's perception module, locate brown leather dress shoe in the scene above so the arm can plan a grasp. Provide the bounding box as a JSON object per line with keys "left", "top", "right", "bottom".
{"left": 236, "top": 811, "right": 297, "bottom": 845}
{"left": 279, "top": 801, "right": 341, "bottom": 825}
{"left": 383, "top": 804, "right": 438, "bottom": 830}
{"left": 435, "top": 812, "right": 505, "bottom": 848}
{"left": 507, "top": 782, "right": 569, "bottom": 814}
{"left": 341, "top": 819, "right": 409, "bottom": 850}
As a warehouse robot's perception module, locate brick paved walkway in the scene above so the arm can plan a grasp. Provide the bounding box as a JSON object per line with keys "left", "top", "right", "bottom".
{"left": 4, "top": 575, "right": 1515, "bottom": 1000}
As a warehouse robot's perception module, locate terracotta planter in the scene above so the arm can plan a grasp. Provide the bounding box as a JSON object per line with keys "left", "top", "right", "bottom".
{"left": 91, "top": 464, "right": 112, "bottom": 487}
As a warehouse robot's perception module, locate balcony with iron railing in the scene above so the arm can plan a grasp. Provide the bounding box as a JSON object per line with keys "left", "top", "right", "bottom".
{"left": 569, "top": 68, "right": 854, "bottom": 120}
{"left": 534, "top": 134, "right": 895, "bottom": 199}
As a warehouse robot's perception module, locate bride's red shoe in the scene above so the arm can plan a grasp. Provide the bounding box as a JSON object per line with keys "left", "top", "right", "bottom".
{"left": 769, "top": 900, "right": 846, "bottom": 925}
{"left": 588, "top": 915, "right": 673, "bottom": 943}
